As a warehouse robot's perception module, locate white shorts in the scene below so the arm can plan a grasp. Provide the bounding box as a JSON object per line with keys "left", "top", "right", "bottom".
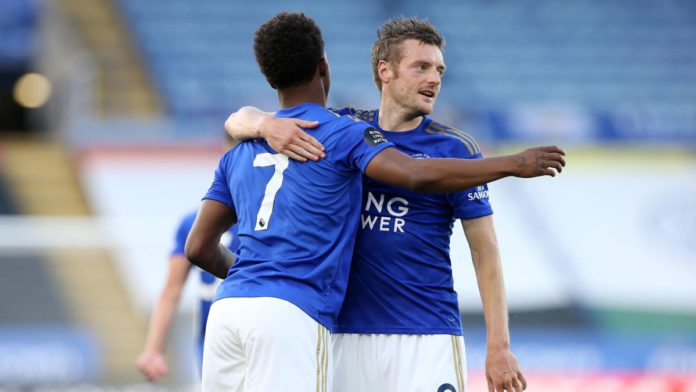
{"left": 333, "top": 333, "right": 466, "bottom": 392}
{"left": 202, "top": 297, "right": 331, "bottom": 392}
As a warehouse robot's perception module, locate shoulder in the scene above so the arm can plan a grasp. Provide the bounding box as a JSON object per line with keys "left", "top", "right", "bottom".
{"left": 306, "top": 106, "right": 346, "bottom": 124}
{"left": 322, "top": 108, "right": 371, "bottom": 132}
{"left": 219, "top": 144, "right": 239, "bottom": 162}
{"left": 353, "top": 109, "right": 377, "bottom": 123}
{"left": 423, "top": 119, "right": 482, "bottom": 157}
{"left": 339, "top": 106, "right": 377, "bottom": 124}
{"left": 329, "top": 106, "right": 378, "bottom": 124}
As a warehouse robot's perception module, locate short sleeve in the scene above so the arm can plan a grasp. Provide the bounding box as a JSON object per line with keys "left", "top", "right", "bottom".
{"left": 333, "top": 121, "right": 394, "bottom": 173}
{"left": 203, "top": 151, "right": 235, "bottom": 211}
{"left": 446, "top": 151, "right": 494, "bottom": 220}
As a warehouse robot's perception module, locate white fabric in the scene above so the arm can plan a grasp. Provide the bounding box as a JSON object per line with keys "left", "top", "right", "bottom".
{"left": 333, "top": 333, "right": 466, "bottom": 392}
{"left": 202, "top": 297, "right": 331, "bottom": 392}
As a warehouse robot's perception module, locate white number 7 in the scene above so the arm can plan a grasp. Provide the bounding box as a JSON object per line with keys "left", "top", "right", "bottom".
{"left": 253, "top": 153, "right": 289, "bottom": 231}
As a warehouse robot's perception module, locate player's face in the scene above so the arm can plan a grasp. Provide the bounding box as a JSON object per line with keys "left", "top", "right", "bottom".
{"left": 387, "top": 39, "right": 445, "bottom": 117}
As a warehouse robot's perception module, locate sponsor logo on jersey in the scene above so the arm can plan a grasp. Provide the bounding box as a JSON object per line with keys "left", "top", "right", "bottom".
{"left": 361, "top": 192, "right": 409, "bottom": 233}
{"left": 411, "top": 152, "right": 430, "bottom": 159}
{"left": 363, "top": 127, "right": 388, "bottom": 146}
{"left": 467, "top": 185, "right": 489, "bottom": 201}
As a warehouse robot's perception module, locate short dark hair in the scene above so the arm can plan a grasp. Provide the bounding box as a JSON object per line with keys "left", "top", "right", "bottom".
{"left": 254, "top": 12, "right": 325, "bottom": 89}
{"left": 371, "top": 17, "right": 445, "bottom": 91}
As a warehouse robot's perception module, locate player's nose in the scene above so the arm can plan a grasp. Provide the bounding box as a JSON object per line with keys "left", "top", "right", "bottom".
{"left": 427, "top": 70, "right": 441, "bottom": 86}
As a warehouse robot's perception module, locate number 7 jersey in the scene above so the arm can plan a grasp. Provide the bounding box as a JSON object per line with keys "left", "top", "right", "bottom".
{"left": 204, "top": 103, "right": 393, "bottom": 329}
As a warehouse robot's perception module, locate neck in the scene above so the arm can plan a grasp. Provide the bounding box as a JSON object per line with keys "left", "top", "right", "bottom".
{"left": 277, "top": 78, "right": 327, "bottom": 109}
{"left": 377, "top": 93, "right": 424, "bottom": 131}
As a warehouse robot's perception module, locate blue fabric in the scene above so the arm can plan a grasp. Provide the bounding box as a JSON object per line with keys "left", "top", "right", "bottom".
{"left": 205, "top": 103, "right": 393, "bottom": 329}
{"left": 332, "top": 108, "right": 493, "bottom": 335}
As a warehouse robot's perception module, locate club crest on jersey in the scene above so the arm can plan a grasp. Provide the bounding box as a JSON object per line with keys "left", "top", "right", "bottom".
{"left": 467, "top": 185, "right": 489, "bottom": 201}
{"left": 363, "top": 127, "right": 388, "bottom": 146}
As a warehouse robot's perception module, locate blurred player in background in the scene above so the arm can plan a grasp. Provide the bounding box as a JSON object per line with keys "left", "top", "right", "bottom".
{"left": 225, "top": 17, "right": 536, "bottom": 392}
{"left": 137, "top": 136, "right": 239, "bottom": 382}
{"left": 187, "top": 12, "right": 563, "bottom": 392}
{"left": 136, "top": 212, "right": 239, "bottom": 381}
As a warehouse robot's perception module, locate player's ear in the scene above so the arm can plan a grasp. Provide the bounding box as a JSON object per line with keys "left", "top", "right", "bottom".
{"left": 318, "top": 58, "right": 329, "bottom": 77}
{"left": 377, "top": 60, "right": 392, "bottom": 85}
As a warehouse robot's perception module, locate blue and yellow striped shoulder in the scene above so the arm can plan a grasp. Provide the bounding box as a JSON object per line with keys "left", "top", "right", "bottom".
{"left": 330, "top": 107, "right": 378, "bottom": 124}
{"left": 424, "top": 120, "right": 481, "bottom": 155}
{"left": 353, "top": 109, "right": 377, "bottom": 124}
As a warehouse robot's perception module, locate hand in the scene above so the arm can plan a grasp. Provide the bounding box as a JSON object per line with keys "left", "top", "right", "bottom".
{"left": 136, "top": 351, "right": 169, "bottom": 382}
{"left": 485, "top": 348, "right": 527, "bottom": 392}
{"left": 260, "top": 116, "right": 324, "bottom": 162}
{"left": 513, "top": 146, "right": 566, "bottom": 178}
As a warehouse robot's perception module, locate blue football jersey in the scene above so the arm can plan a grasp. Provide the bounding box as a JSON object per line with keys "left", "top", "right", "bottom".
{"left": 171, "top": 211, "right": 240, "bottom": 371}
{"left": 332, "top": 108, "right": 493, "bottom": 335}
{"left": 204, "top": 103, "right": 393, "bottom": 329}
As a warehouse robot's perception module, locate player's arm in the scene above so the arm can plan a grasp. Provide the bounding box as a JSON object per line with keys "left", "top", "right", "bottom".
{"left": 364, "top": 146, "right": 566, "bottom": 193}
{"left": 225, "top": 106, "right": 324, "bottom": 162}
{"left": 185, "top": 200, "right": 237, "bottom": 279}
{"left": 136, "top": 255, "right": 192, "bottom": 381}
{"left": 461, "top": 216, "right": 527, "bottom": 392}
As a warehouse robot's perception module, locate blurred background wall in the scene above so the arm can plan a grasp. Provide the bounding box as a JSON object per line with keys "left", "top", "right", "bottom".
{"left": 0, "top": 0, "right": 695, "bottom": 390}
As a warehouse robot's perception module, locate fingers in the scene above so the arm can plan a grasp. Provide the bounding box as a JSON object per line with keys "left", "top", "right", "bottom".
{"left": 513, "top": 377, "right": 525, "bottom": 392}
{"left": 495, "top": 375, "right": 524, "bottom": 392}
{"left": 290, "top": 119, "right": 325, "bottom": 153}
{"left": 282, "top": 140, "right": 324, "bottom": 162}
{"left": 542, "top": 168, "right": 557, "bottom": 177}
{"left": 548, "top": 159, "right": 564, "bottom": 173}
{"left": 280, "top": 148, "right": 309, "bottom": 162}
{"left": 518, "top": 371, "right": 528, "bottom": 390}
{"left": 141, "top": 366, "right": 164, "bottom": 382}
{"left": 297, "top": 134, "right": 326, "bottom": 158}
{"left": 502, "top": 374, "right": 516, "bottom": 392}
{"left": 546, "top": 152, "right": 566, "bottom": 167}
{"left": 538, "top": 149, "right": 566, "bottom": 177}
{"left": 291, "top": 119, "right": 320, "bottom": 129}
{"left": 541, "top": 145, "right": 565, "bottom": 155}
{"left": 282, "top": 120, "right": 325, "bottom": 160}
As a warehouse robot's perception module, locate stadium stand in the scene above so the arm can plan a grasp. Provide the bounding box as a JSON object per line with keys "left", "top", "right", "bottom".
{"left": 116, "top": 0, "right": 696, "bottom": 143}
{"left": 117, "top": 0, "right": 383, "bottom": 117}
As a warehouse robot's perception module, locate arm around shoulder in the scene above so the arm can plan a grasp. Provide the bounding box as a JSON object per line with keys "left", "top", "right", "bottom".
{"left": 364, "top": 145, "right": 566, "bottom": 193}
{"left": 224, "top": 106, "right": 324, "bottom": 161}
{"left": 365, "top": 148, "right": 517, "bottom": 193}
{"left": 224, "top": 106, "right": 270, "bottom": 141}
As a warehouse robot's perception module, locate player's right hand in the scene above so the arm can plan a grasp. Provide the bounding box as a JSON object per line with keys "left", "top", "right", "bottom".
{"left": 261, "top": 116, "right": 325, "bottom": 162}
{"left": 512, "top": 146, "right": 566, "bottom": 178}
{"left": 136, "top": 351, "right": 169, "bottom": 382}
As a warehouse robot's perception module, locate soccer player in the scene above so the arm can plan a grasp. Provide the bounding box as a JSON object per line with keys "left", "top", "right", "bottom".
{"left": 136, "top": 211, "right": 239, "bottom": 382}
{"left": 186, "top": 12, "right": 564, "bottom": 392}
{"left": 225, "top": 17, "right": 537, "bottom": 392}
